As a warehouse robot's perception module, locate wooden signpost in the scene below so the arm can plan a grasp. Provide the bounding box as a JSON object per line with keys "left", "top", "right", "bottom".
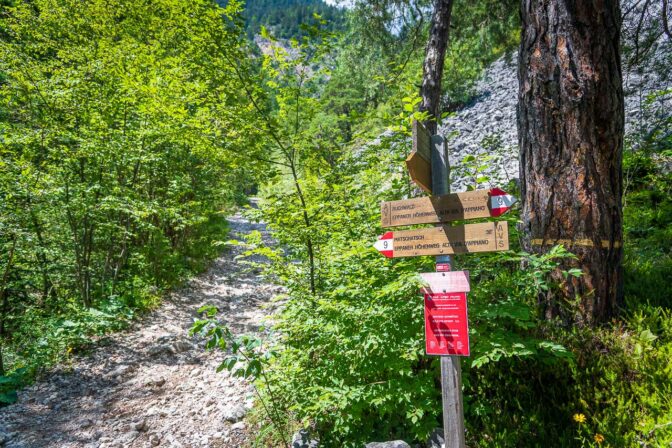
{"left": 381, "top": 188, "right": 516, "bottom": 228}
{"left": 374, "top": 221, "right": 509, "bottom": 258}
{"left": 374, "top": 120, "right": 517, "bottom": 448}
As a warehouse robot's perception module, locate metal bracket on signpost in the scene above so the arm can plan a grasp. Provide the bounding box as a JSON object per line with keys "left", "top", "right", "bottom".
{"left": 430, "top": 133, "right": 466, "bottom": 448}
{"left": 430, "top": 134, "right": 449, "bottom": 197}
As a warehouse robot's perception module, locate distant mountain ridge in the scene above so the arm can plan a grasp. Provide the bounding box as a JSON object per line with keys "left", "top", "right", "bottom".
{"left": 217, "top": 0, "right": 345, "bottom": 39}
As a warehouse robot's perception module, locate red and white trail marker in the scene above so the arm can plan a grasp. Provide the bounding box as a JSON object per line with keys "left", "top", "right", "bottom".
{"left": 489, "top": 187, "right": 517, "bottom": 217}
{"left": 373, "top": 231, "right": 394, "bottom": 258}
{"left": 436, "top": 263, "right": 451, "bottom": 272}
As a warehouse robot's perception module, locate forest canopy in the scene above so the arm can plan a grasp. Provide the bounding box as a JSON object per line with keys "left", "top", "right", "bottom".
{"left": 1, "top": 0, "right": 671, "bottom": 447}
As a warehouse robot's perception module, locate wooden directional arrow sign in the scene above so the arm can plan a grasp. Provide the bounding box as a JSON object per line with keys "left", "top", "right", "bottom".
{"left": 374, "top": 221, "right": 509, "bottom": 258}
{"left": 381, "top": 188, "right": 516, "bottom": 228}
{"left": 406, "top": 120, "right": 432, "bottom": 193}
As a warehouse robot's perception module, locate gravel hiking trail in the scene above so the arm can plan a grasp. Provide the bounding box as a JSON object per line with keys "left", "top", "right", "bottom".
{"left": 0, "top": 205, "right": 283, "bottom": 448}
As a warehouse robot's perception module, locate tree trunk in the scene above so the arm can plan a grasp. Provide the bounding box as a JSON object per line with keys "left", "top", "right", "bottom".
{"left": 420, "top": 0, "right": 454, "bottom": 135}
{"left": 518, "top": 0, "right": 625, "bottom": 324}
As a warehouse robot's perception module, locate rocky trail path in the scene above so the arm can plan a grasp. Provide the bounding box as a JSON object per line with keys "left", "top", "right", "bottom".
{"left": 0, "top": 206, "right": 283, "bottom": 448}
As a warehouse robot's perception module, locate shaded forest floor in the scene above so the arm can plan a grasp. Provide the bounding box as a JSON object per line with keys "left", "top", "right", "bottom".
{"left": 0, "top": 207, "right": 283, "bottom": 448}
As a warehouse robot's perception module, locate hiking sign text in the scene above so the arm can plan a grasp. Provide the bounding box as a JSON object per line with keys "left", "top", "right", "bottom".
{"left": 373, "top": 221, "right": 509, "bottom": 258}
{"left": 381, "top": 188, "right": 516, "bottom": 228}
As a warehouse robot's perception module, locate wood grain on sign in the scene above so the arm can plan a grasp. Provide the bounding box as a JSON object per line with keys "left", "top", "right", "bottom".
{"left": 413, "top": 120, "right": 432, "bottom": 162}
{"left": 406, "top": 120, "right": 433, "bottom": 194}
{"left": 405, "top": 152, "right": 432, "bottom": 193}
{"left": 382, "top": 190, "right": 491, "bottom": 227}
{"left": 392, "top": 221, "right": 509, "bottom": 257}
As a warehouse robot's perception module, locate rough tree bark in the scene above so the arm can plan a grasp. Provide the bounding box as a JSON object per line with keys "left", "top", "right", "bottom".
{"left": 518, "top": 0, "right": 625, "bottom": 324}
{"left": 420, "top": 0, "right": 454, "bottom": 135}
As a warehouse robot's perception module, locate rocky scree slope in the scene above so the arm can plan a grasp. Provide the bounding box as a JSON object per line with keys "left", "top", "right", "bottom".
{"left": 442, "top": 44, "right": 671, "bottom": 192}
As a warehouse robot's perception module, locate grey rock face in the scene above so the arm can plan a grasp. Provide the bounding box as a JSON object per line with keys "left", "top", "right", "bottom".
{"left": 231, "top": 421, "right": 246, "bottom": 431}
{"left": 0, "top": 431, "right": 11, "bottom": 446}
{"left": 131, "top": 418, "right": 147, "bottom": 432}
{"left": 147, "top": 343, "right": 174, "bottom": 357}
{"left": 292, "top": 429, "right": 319, "bottom": 448}
{"left": 172, "top": 340, "right": 193, "bottom": 353}
{"left": 439, "top": 35, "right": 670, "bottom": 193}
{"left": 427, "top": 428, "right": 444, "bottom": 448}
{"left": 222, "top": 404, "right": 247, "bottom": 422}
{"left": 103, "top": 364, "right": 133, "bottom": 379}
{"left": 365, "top": 441, "right": 411, "bottom": 448}
{"left": 439, "top": 52, "right": 520, "bottom": 193}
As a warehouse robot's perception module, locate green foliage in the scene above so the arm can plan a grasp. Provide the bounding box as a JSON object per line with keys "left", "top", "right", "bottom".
{"left": 442, "top": 0, "right": 519, "bottom": 106}
{"left": 570, "top": 313, "right": 672, "bottom": 447}
{"left": 243, "top": 105, "right": 577, "bottom": 445}
{"left": 466, "top": 248, "right": 579, "bottom": 370}
{"left": 227, "top": 4, "right": 583, "bottom": 445}
{"left": 236, "top": 3, "right": 672, "bottom": 447}
{"left": 0, "top": 0, "right": 667, "bottom": 445}
{"left": 456, "top": 84, "right": 672, "bottom": 446}
{"left": 0, "top": 0, "right": 258, "bottom": 396}
{"left": 0, "top": 368, "right": 24, "bottom": 404}
{"left": 191, "top": 305, "right": 290, "bottom": 445}
{"left": 622, "top": 88, "right": 672, "bottom": 309}
{"left": 623, "top": 188, "right": 672, "bottom": 308}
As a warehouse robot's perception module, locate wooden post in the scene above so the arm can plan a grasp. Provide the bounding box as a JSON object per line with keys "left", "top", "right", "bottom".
{"left": 431, "top": 134, "right": 465, "bottom": 448}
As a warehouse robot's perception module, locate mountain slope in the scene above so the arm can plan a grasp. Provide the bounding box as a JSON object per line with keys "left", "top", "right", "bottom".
{"left": 441, "top": 47, "right": 671, "bottom": 192}
{"left": 218, "top": 0, "right": 345, "bottom": 39}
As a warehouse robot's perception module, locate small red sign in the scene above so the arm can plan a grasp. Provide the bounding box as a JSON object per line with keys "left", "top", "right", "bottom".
{"left": 424, "top": 292, "right": 470, "bottom": 356}
{"left": 436, "top": 263, "right": 451, "bottom": 272}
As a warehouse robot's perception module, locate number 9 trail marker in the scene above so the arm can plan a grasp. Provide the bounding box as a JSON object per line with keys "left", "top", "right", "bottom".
{"left": 374, "top": 221, "right": 509, "bottom": 258}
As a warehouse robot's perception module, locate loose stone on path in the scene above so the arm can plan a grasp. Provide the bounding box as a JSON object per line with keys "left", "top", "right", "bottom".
{"left": 0, "top": 204, "right": 282, "bottom": 448}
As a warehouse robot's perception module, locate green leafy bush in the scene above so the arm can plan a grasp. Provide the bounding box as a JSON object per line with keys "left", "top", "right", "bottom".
{"left": 237, "top": 116, "right": 578, "bottom": 445}
{"left": 0, "top": 0, "right": 250, "bottom": 397}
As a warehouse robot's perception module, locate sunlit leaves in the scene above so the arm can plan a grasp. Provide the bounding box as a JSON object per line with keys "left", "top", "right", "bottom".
{"left": 0, "top": 0, "right": 261, "bottom": 389}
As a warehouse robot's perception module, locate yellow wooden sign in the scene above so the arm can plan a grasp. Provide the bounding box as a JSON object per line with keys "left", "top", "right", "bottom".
{"left": 406, "top": 120, "right": 432, "bottom": 193}
{"left": 374, "top": 221, "right": 509, "bottom": 258}
{"left": 381, "top": 188, "right": 517, "bottom": 227}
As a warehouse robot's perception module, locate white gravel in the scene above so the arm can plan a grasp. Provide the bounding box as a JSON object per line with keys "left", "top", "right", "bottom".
{"left": 0, "top": 206, "right": 283, "bottom": 448}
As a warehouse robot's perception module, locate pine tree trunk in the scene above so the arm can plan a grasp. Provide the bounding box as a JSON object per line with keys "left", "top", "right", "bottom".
{"left": 518, "top": 0, "right": 625, "bottom": 324}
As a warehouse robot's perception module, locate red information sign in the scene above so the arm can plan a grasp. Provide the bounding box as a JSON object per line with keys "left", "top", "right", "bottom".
{"left": 424, "top": 292, "right": 470, "bottom": 356}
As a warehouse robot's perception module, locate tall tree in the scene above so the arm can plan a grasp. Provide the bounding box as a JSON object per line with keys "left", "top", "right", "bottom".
{"left": 0, "top": 0, "right": 258, "bottom": 372}
{"left": 420, "top": 0, "right": 454, "bottom": 134}
{"left": 518, "top": 0, "right": 625, "bottom": 324}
